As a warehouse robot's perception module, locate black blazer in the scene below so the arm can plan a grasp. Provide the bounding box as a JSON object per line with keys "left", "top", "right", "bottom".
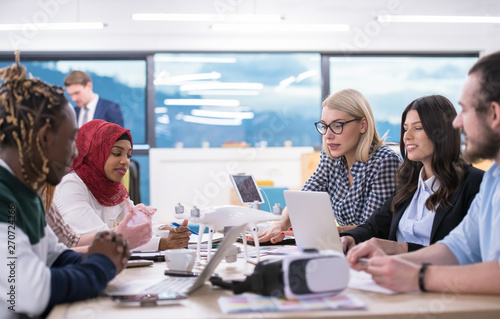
{"left": 342, "top": 165, "right": 484, "bottom": 251}
{"left": 75, "top": 97, "right": 124, "bottom": 128}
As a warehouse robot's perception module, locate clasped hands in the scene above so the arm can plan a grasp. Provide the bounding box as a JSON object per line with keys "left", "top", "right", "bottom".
{"left": 86, "top": 231, "right": 130, "bottom": 274}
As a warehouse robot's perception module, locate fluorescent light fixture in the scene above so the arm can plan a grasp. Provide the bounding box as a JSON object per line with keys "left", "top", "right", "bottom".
{"left": 132, "top": 13, "right": 282, "bottom": 22}
{"left": 133, "top": 144, "right": 151, "bottom": 150}
{"left": 378, "top": 15, "right": 500, "bottom": 23}
{"left": 154, "top": 72, "right": 221, "bottom": 85}
{"left": 200, "top": 106, "right": 251, "bottom": 111}
{"left": 180, "top": 82, "right": 263, "bottom": 91}
{"left": 154, "top": 56, "right": 237, "bottom": 63}
{"left": 278, "top": 69, "right": 318, "bottom": 89}
{"left": 164, "top": 99, "right": 240, "bottom": 107}
{"left": 211, "top": 23, "right": 349, "bottom": 32}
{"left": 279, "top": 76, "right": 296, "bottom": 88}
{"left": 157, "top": 115, "right": 170, "bottom": 124}
{"left": 186, "top": 90, "right": 260, "bottom": 96}
{"left": 191, "top": 109, "right": 254, "bottom": 119}
{"left": 155, "top": 107, "right": 168, "bottom": 113}
{"left": 0, "top": 22, "right": 104, "bottom": 31}
{"left": 182, "top": 115, "right": 242, "bottom": 126}
{"left": 296, "top": 70, "right": 318, "bottom": 82}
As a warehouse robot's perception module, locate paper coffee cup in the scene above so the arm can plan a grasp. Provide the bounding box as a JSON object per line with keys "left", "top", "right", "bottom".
{"left": 165, "top": 249, "right": 196, "bottom": 272}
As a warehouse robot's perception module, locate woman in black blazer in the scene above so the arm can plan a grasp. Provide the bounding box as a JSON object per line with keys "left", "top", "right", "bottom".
{"left": 341, "top": 95, "right": 484, "bottom": 254}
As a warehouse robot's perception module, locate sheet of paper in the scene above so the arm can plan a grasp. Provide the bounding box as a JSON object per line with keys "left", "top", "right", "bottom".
{"left": 348, "top": 269, "right": 396, "bottom": 294}
{"left": 218, "top": 293, "right": 366, "bottom": 314}
{"left": 189, "top": 233, "right": 224, "bottom": 244}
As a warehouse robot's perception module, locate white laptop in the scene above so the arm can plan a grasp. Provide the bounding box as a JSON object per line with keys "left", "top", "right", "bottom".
{"left": 284, "top": 190, "right": 342, "bottom": 252}
{"left": 107, "top": 223, "right": 247, "bottom": 301}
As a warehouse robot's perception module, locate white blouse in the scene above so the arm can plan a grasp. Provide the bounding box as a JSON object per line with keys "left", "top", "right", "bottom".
{"left": 396, "top": 169, "right": 440, "bottom": 246}
{"left": 54, "top": 171, "right": 159, "bottom": 251}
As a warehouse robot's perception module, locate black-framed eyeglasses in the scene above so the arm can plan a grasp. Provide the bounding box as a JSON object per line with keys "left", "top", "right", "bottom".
{"left": 314, "top": 119, "right": 359, "bottom": 135}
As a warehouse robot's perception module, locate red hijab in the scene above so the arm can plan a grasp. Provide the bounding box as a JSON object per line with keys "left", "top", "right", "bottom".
{"left": 71, "top": 120, "right": 133, "bottom": 206}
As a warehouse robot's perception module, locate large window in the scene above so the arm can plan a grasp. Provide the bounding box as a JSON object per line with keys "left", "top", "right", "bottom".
{"left": 328, "top": 55, "right": 477, "bottom": 142}
{"left": 154, "top": 53, "right": 322, "bottom": 148}
{"left": 0, "top": 59, "right": 147, "bottom": 144}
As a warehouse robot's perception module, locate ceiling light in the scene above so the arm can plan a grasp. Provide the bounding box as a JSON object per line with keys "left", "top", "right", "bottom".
{"left": 211, "top": 23, "right": 349, "bottom": 32}
{"left": 154, "top": 72, "right": 221, "bottom": 85}
{"left": 0, "top": 22, "right": 105, "bottom": 31}
{"left": 200, "top": 106, "right": 251, "bottom": 111}
{"left": 295, "top": 70, "right": 318, "bottom": 82}
{"left": 182, "top": 115, "right": 242, "bottom": 126}
{"left": 186, "top": 90, "right": 260, "bottom": 96}
{"left": 191, "top": 109, "right": 254, "bottom": 119}
{"left": 154, "top": 56, "right": 237, "bottom": 63}
{"left": 378, "top": 15, "right": 500, "bottom": 23}
{"left": 180, "top": 82, "right": 263, "bottom": 91}
{"left": 164, "top": 99, "right": 240, "bottom": 107}
{"left": 132, "top": 13, "right": 282, "bottom": 22}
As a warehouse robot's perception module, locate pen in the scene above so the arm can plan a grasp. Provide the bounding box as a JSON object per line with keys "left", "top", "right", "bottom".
{"left": 171, "top": 222, "right": 199, "bottom": 235}
{"left": 357, "top": 257, "right": 370, "bottom": 263}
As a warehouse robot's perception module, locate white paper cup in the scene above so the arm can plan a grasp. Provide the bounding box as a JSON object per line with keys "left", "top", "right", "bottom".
{"left": 164, "top": 249, "right": 196, "bottom": 272}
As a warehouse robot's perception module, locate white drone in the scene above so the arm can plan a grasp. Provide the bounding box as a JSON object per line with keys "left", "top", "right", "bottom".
{"left": 174, "top": 173, "right": 283, "bottom": 263}
{"left": 174, "top": 204, "right": 282, "bottom": 263}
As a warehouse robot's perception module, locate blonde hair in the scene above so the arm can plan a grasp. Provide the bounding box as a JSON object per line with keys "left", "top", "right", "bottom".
{"left": 322, "top": 89, "right": 385, "bottom": 162}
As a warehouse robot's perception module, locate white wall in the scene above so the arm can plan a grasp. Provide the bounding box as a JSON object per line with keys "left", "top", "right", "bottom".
{"left": 150, "top": 146, "right": 313, "bottom": 223}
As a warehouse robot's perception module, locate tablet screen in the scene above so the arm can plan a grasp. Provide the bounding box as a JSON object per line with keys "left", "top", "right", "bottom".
{"left": 230, "top": 174, "right": 264, "bottom": 204}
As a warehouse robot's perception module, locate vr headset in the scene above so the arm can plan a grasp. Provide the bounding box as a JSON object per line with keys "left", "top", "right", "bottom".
{"left": 211, "top": 250, "right": 349, "bottom": 299}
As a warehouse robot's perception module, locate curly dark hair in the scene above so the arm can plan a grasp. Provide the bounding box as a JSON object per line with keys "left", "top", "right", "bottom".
{"left": 0, "top": 51, "right": 68, "bottom": 189}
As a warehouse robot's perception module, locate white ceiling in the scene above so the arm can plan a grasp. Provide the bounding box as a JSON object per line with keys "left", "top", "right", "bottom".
{"left": 0, "top": 0, "right": 499, "bottom": 53}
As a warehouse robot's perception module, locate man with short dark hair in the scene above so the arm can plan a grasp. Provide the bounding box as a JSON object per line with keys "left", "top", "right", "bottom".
{"left": 64, "top": 70, "right": 124, "bottom": 127}
{"left": 347, "top": 51, "right": 500, "bottom": 294}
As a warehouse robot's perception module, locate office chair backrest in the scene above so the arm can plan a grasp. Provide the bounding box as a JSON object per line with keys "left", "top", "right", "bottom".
{"left": 128, "top": 158, "right": 141, "bottom": 203}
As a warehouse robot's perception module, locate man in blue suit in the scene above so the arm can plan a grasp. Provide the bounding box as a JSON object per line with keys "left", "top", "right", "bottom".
{"left": 64, "top": 70, "right": 124, "bottom": 128}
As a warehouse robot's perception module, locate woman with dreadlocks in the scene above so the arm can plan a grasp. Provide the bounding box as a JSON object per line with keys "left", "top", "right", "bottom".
{"left": 0, "top": 53, "right": 129, "bottom": 318}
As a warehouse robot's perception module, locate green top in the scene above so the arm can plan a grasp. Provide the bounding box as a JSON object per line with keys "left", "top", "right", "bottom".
{"left": 0, "top": 166, "right": 46, "bottom": 244}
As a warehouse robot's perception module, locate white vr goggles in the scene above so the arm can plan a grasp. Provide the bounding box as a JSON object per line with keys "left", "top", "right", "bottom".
{"left": 211, "top": 250, "right": 349, "bottom": 299}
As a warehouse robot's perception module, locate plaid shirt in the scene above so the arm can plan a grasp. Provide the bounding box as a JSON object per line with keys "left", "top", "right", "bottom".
{"left": 45, "top": 202, "right": 81, "bottom": 248}
{"left": 302, "top": 145, "right": 401, "bottom": 226}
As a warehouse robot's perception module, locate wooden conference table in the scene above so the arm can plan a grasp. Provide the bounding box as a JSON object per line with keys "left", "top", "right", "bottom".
{"left": 48, "top": 252, "right": 500, "bottom": 319}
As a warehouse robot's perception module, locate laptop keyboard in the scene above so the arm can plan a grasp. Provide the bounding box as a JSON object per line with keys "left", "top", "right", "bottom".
{"left": 144, "top": 277, "right": 197, "bottom": 294}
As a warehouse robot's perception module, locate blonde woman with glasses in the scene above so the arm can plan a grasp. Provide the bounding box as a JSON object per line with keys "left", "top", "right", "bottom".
{"left": 258, "top": 89, "right": 401, "bottom": 244}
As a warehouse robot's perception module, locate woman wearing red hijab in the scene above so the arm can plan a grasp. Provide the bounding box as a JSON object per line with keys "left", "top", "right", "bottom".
{"left": 53, "top": 120, "right": 190, "bottom": 251}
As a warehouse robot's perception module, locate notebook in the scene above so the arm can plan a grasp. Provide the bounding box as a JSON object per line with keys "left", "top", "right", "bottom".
{"left": 283, "top": 190, "right": 342, "bottom": 252}
{"left": 107, "top": 223, "right": 248, "bottom": 297}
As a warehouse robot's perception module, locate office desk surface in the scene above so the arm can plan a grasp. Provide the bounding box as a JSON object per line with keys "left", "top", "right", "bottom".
{"left": 48, "top": 257, "right": 500, "bottom": 319}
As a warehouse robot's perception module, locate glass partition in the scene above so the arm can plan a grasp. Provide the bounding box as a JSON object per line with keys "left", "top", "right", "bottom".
{"left": 154, "top": 53, "right": 322, "bottom": 148}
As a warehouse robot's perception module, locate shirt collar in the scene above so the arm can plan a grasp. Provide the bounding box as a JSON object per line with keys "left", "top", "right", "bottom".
{"left": 0, "top": 159, "right": 14, "bottom": 175}
{"left": 418, "top": 168, "right": 440, "bottom": 193}
{"left": 85, "top": 94, "right": 99, "bottom": 112}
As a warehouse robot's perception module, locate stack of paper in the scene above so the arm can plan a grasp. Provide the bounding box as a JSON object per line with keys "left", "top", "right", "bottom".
{"left": 218, "top": 293, "right": 366, "bottom": 314}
